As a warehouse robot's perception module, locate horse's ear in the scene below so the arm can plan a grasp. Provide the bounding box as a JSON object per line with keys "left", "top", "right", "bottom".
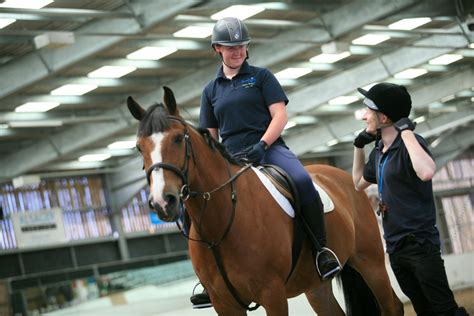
{"left": 163, "top": 86, "right": 179, "bottom": 116}
{"left": 127, "top": 96, "right": 145, "bottom": 121}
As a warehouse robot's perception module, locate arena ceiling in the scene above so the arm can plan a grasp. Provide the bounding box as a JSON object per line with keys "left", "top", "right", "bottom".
{"left": 0, "top": 0, "right": 473, "bottom": 190}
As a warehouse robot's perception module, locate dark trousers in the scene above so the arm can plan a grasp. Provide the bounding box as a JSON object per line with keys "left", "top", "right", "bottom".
{"left": 389, "top": 236, "right": 458, "bottom": 316}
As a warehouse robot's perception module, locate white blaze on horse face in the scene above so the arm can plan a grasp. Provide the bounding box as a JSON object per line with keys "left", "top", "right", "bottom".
{"left": 149, "top": 132, "right": 167, "bottom": 210}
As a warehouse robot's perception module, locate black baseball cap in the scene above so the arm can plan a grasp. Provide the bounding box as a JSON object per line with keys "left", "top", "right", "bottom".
{"left": 357, "top": 82, "right": 412, "bottom": 122}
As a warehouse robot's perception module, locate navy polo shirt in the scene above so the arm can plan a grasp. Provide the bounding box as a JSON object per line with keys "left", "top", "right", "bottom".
{"left": 199, "top": 61, "right": 288, "bottom": 154}
{"left": 363, "top": 133, "right": 440, "bottom": 253}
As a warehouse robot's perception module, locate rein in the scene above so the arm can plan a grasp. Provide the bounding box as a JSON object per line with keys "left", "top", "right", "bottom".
{"left": 145, "top": 115, "right": 259, "bottom": 311}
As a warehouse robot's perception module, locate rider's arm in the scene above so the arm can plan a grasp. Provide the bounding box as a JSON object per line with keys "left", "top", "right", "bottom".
{"left": 260, "top": 101, "right": 287, "bottom": 146}
{"left": 400, "top": 131, "right": 435, "bottom": 181}
{"left": 352, "top": 147, "right": 372, "bottom": 191}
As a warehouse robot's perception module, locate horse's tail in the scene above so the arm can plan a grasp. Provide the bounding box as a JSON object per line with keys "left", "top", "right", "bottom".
{"left": 338, "top": 264, "right": 380, "bottom": 316}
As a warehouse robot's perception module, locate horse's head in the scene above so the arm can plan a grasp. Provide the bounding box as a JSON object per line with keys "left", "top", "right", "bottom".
{"left": 127, "top": 87, "right": 191, "bottom": 222}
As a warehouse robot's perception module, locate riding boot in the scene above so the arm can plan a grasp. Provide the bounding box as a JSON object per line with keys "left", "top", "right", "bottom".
{"left": 300, "top": 198, "right": 342, "bottom": 280}
{"left": 190, "top": 283, "right": 212, "bottom": 309}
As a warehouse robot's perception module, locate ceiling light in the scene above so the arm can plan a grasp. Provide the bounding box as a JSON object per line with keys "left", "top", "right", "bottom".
{"left": 78, "top": 154, "right": 111, "bottom": 162}
{"left": 126, "top": 47, "right": 177, "bottom": 60}
{"left": 352, "top": 34, "right": 390, "bottom": 46}
{"left": 0, "top": 0, "right": 53, "bottom": 9}
{"left": 394, "top": 68, "right": 428, "bottom": 79}
{"left": 413, "top": 116, "right": 426, "bottom": 123}
{"left": 309, "top": 51, "right": 351, "bottom": 64}
{"left": 108, "top": 140, "right": 136, "bottom": 149}
{"left": 470, "top": 43, "right": 474, "bottom": 49}
{"left": 9, "top": 120, "right": 63, "bottom": 128}
{"left": 274, "top": 67, "right": 312, "bottom": 79}
{"left": 173, "top": 26, "right": 213, "bottom": 38}
{"left": 88, "top": 65, "right": 136, "bottom": 78}
{"left": 15, "top": 102, "right": 60, "bottom": 112}
{"left": 0, "top": 18, "right": 16, "bottom": 29}
{"left": 388, "top": 17, "right": 431, "bottom": 30}
{"left": 428, "top": 54, "right": 463, "bottom": 65}
{"left": 328, "top": 96, "right": 359, "bottom": 105}
{"left": 0, "top": 124, "right": 9, "bottom": 129}
{"left": 326, "top": 139, "right": 339, "bottom": 147}
{"left": 211, "top": 5, "right": 265, "bottom": 20}
{"left": 51, "top": 84, "right": 97, "bottom": 96}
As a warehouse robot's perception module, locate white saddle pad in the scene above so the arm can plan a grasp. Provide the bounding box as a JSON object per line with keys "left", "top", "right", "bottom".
{"left": 251, "top": 167, "right": 335, "bottom": 218}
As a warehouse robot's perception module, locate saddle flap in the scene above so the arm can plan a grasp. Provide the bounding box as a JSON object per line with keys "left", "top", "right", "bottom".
{"left": 257, "top": 164, "right": 299, "bottom": 210}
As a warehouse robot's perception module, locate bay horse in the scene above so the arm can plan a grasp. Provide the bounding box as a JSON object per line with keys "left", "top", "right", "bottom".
{"left": 127, "top": 87, "right": 403, "bottom": 316}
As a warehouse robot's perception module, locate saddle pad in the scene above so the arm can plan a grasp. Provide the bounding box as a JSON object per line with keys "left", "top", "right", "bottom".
{"left": 251, "top": 167, "right": 334, "bottom": 218}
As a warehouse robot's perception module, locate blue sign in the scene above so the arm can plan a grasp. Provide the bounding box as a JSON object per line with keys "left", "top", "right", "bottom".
{"left": 149, "top": 212, "right": 164, "bottom": 225}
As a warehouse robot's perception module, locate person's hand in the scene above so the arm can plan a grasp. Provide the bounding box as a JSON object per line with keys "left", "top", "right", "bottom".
{"left": 243, "top": 141, "right": 267, "bottom": 163}
{"left": 354, "top": 130, "right": 376, "bottom": 148}
{"left": 394, "top": 117, "right": 416, "bottom": 132}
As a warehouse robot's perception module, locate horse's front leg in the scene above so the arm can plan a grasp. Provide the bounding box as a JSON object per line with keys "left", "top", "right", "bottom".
{"left": 259, "top": 281, "right": 289, "bottom": 316}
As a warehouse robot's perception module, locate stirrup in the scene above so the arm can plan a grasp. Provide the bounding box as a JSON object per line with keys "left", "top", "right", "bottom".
{"left": 190, "top": 282, "right": 212, "bottom": 309}
{"left": 316, "top": 247, "right": 342, "bottom": 281}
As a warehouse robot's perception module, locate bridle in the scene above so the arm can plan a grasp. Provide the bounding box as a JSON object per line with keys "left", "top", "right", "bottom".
{"left": 143, "top": 115, "right": 257, "bottom": 311}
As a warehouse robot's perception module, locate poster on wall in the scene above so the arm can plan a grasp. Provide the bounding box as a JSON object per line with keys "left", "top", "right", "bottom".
{"left": 11, "top": 208, "right": 67, "bottom": 249}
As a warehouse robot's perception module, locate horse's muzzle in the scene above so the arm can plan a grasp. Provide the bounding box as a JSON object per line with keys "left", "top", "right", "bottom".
{"left": 148, "top": 193, "right": 180, "bottom": 222}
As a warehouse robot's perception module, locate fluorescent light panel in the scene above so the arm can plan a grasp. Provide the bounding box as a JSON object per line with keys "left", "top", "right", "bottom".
{"left": 0, "top": 0, "right": 53, "bottom": 9}
{"left": 352, "top": 34, "right": 390, "bottom": 45}
{"left": 51, "top": 84, "right": 97, "bottom": 96}
{"left": 275, "top": 67, "right": 312, "bottom": 79}
{"left": 173, "top": 26, "right": 213, "bottom": 38}
{"left": 126, "top": 47, "right": 177, "bottom": 60}
{"left": 0, "top": 18, "right": 16, "bottom": 29}
{"left": 211, "top": 5, "right": 265, "bottom": 20}
{"left": 388, "top": 17, "right": 431, "bottom": 30}
{"left": 428, "top": 54, "right": 463, "bottom": 65}
{"left": 15, "top": 102, "right": 60, "bottom": 112}
{"left": 78, "top": 154, "right": 111, "bottom": 162}
{"left": 88, "top": 65, "right": 136, "bottom": 78}
{"left": 309, "top": 51, "right": 351, "bottom": 64}
{"left": 394, "top": 68, "right": 428, "bottom": 79}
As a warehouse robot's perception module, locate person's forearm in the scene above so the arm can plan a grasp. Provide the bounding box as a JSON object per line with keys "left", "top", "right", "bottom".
{"left": 352, "top": 148, "right": 369, "bottom": 190}
{"left": 401, "top": 131, "right": 435, "bottom": 181}
{"left": 261, "top": 107, "right": 287, "bottom": 146}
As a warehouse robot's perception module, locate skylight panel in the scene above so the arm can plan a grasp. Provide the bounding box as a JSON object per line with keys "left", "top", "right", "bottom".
{"left": 274, "top": 68, "right": 312, "bottom": 79}
{"left": 394, "top": 68, "right": 428, "bottom": 79}
{"left": 0, "top": 18, "right": 16, "bottom": 29}
{"left": 428, "top": 54, "right": 463, "bottom": 65}
{"left": 0, "top": 0, "right": 53, "bottom": 9}
{"left": 309, "top": 51, "right": 351, "bottom": 64}
{"left": 79, "top": 154, "right": 111, "bottom": 162}
{"left": 352, "top": 34, "right": 390, "bottom": 46}
{"left": 173, "top": 26, "right": 213, "bottom": 38}
{"left": 15, "top": 102, "right": 60, "bottom": 112}
{"left": 388, "top": 17, "right": 431, "bottom": 30}
{"left": 88, "top": 66, "right": 136, "bottom": 78}
{"left": 211, "top": 5, "right": 265, "bottom": 20}
{"left": 50, "top": 84, "right": 97, "bottom": 96}
{"left": 126, "top": 47, "right": 177, "bottom": 60}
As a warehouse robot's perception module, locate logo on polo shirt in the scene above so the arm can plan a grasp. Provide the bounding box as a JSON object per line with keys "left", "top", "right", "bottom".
{"left": 241, "top": 76, "right": 256, "bottom": 88}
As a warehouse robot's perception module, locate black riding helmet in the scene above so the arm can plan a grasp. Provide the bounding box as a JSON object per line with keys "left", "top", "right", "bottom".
{"left": 211, "top": 17, "right": 251, "bottom": 47}
{"left": 358, "top": 83, "right": 412, "bottom": 122}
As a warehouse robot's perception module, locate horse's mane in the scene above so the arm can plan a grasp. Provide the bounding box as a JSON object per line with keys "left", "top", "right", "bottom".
{"left": 196, "top": 128, "right": 243, "bottom": 166}
{"left": 138, "top": 103, "right": 243, "bottom": 166}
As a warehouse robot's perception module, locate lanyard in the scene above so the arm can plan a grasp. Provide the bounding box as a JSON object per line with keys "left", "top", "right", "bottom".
{"left": 377, "top": 152, "right": 391, "bottom": 203}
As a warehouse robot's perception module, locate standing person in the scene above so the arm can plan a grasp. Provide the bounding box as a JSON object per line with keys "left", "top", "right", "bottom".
{"left": 352, "top": 82, "right": 468, "bottom": 316}
{"left": 191, "top": 17, "right": 341, "bottom": 308}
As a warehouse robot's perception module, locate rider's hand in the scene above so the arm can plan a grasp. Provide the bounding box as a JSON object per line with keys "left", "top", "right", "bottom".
{"left": 243, "top": 141, "right": 267, "bottom": 163}
{"left": 394, "top": 117, "right": 416, "bottom": 132}
{"left": 353, "top": 130, "right": 376, "bottom": 148}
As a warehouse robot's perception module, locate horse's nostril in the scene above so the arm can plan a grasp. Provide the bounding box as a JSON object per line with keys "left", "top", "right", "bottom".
{"left": 148, "top": 198, "right": 154, "bottom": 210}
{"left": 165, "top": 193, "right": 177, "bottom": 207}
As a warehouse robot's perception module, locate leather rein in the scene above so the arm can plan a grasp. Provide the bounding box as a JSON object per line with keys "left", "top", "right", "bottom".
{"left": 144, "top": 115, "right": 258, "bottom": 311}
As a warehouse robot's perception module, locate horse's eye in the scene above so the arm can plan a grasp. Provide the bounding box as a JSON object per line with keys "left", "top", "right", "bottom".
{"left": 174, "top": 134, "right": 183, "bottom": 144}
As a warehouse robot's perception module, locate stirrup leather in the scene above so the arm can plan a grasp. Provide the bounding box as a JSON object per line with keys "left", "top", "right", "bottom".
{"left": 315, "top": 247, "right": 342, "bottom": 280}
{"left": 190, "top": 282, "right": 212, "bottom": 309}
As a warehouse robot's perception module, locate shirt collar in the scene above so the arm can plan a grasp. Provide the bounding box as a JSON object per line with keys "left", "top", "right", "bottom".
{"left": 378, "top": 133, "right": 402, "bottom": 153}
{"left": 216, "top": 61, "right": 251, "bottom": 79}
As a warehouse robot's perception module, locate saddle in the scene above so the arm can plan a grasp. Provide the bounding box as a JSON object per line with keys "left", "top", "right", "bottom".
{"left": 257, "top": 164, "right": 300, "bottom": 212}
